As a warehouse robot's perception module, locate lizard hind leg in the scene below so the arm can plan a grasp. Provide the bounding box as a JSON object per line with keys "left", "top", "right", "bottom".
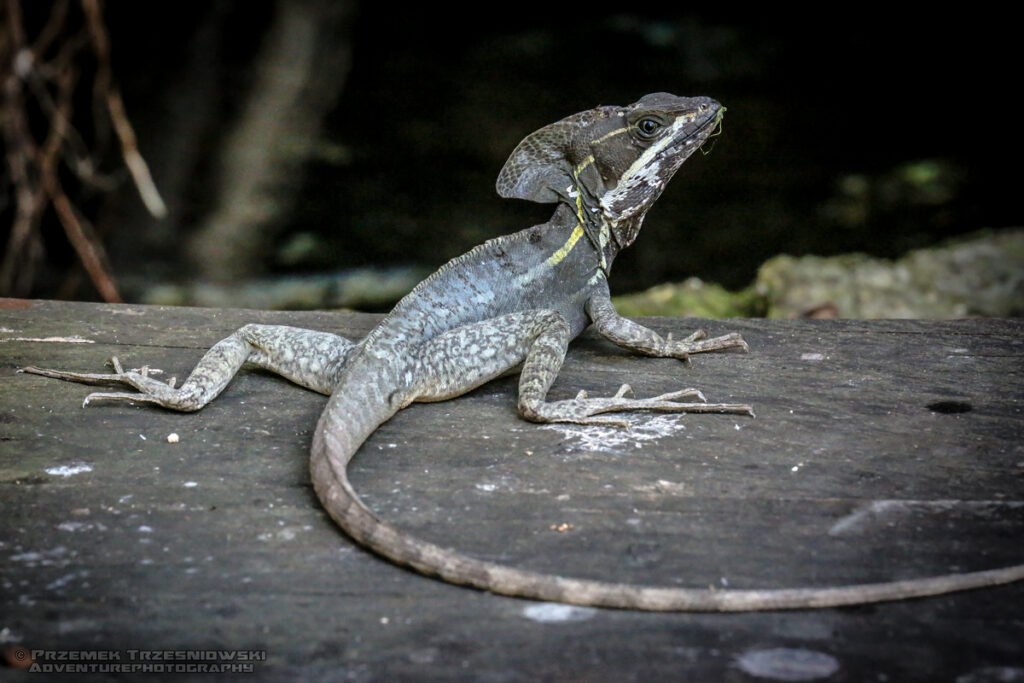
{"left": 19, "top": 324, "right": 356, "bottom": 411}
{"left": 408, "top": 308, "right": 752, "bottom": 426}
{"left": 411, "top": 310, "right": 573, "bottom": 403}
{"left": 509, "top": 293, "right": 753, "bottom": 425}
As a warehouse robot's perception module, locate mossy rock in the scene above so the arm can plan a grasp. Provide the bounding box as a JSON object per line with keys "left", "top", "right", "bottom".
{"left": 612, "top": 277, "right": 765, "bottom": 318}
{"left": 756, "top": 229, "right": 1024, "bottom": 318}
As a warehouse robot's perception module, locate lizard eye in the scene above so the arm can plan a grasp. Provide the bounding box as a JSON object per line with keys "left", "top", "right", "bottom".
{"left": 636, "top": 118, "right": 662, "bottom": 139}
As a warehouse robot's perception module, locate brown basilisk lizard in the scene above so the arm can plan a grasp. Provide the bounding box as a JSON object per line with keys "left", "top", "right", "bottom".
{"left": 22, "top": 93, "right": 1024, "bottom": 610}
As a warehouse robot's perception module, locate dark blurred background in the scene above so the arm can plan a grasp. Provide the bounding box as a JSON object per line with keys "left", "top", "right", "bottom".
{"left": 2, "top": 1, "right": 1020, "bottom": 310}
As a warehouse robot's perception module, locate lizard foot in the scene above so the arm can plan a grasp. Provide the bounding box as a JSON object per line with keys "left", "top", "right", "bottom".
{"left": 19, "top": 357, "right": 199, "bottom": 410}
{"left": 664, "top": 331, "right": 749, "bottom": 360}
{"left": 522, "top": 383, "right": 754, "bottom": 427}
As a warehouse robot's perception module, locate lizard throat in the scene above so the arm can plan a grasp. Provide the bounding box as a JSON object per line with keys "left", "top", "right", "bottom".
{"left": 546, "top": 177, "right": 616, "bottom": 275}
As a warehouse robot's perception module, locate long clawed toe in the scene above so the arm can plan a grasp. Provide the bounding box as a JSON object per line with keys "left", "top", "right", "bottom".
{"left": 708, "top": 332, "right": 749, "bottom": 353}
{"left": 646, "top": 387, "right": 707, "bottom": 403}
{"left": 18, "top": 364, "right": 118, "bottom": 385}
{"left": 81, "top": 391, "right": 161, "bottom": 407}
{"left": 686, "top": 332, "right": 749, "bottom": 355}
{"left": 536, "top": 383, "right": 752, "bottom": 426}
{"left": 716, "top": 332, "right": 750, "bottom": 353}
{"left": 613, "top": 391, "right": 751, "bottom": 417}
{"left": 662, "top": 331, "right": 748, "bottom": 362}
{"left": 19, "top": 356, "right": 161, "bottom": 384}
{"left": 18, "top": 356, "right": 180, "bottom": 408}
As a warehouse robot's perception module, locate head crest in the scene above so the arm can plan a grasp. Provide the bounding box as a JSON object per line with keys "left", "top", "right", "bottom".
{"left": 495, "top": 109, "right": 607, "bottom": 203}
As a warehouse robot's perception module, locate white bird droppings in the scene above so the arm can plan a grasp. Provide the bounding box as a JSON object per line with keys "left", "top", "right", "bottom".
{"left": 522, "top": 603, "right": 597, "bottom": 623}
{"left": 734, "top": 648, "right": 840, "bottom": 681}
{"left": 45, "top": 463, "right": 92, "bottom": 477}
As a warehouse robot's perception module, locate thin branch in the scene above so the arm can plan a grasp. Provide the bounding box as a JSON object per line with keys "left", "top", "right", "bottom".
{"left": 31, "top": 0, "right": 71, "bottom": 57}
{"left": 45, "top": 178, "right": 123, "bottom": 302}
{"left": 39, "top": 49, "right": 123, "bottom": 302}
{"left": 81, "top": 0, "right": 167, "bottom": 218}
{"left": 0, "top": 0, "right": 44, "bottom": 292}
{"left": 0, "top": 0, "right": 164, "bottom": 299}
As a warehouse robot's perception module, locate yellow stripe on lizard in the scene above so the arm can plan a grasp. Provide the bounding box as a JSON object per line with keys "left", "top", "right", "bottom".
{"left": 573, "top": 127, "right": 628, "bottom": 176}
{"left": 574, "top": 155, "right": 595, "bottom": 175}
{"left": 547, "top": 171, "right": 590, "bottom": 266}
{"left": 546, "top": 223, "right": 585, "bottom": 266}
{"left": 593, "top": 126, "right": 628, "bottom": 145}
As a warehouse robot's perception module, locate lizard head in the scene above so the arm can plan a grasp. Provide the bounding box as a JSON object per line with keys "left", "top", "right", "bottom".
{"left": 496, "top": 93, "right": 724, "bottom": 250}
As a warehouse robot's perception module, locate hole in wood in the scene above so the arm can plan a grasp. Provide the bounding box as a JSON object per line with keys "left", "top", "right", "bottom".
{"left": 926, "top": 400, "right": 973, "bottom": 414}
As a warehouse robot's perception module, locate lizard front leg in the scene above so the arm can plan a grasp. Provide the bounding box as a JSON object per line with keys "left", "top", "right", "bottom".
{"left": 20, "top": 324, "right": 356, "bottom": 411}
{"left": 586, "top": 295, "right": 748, "bottom": 359}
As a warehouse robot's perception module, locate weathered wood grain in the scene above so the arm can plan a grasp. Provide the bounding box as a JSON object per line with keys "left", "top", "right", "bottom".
{"left": 2, "top": 299, "right": 1022, "bottom": 680}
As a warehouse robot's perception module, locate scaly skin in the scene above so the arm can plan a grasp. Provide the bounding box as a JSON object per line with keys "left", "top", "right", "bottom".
{"left": 22, "top": 93, "right": 1024, "bottom": 610}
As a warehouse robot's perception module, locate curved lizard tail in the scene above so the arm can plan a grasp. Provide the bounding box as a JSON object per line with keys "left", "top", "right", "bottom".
{"left": 310, "top": 387, "right": 1024, "bottom": 611}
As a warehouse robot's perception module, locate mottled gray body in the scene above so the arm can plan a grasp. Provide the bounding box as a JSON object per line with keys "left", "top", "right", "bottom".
{"left": 23, "top": 94, "right": 1024, "bottom": 610}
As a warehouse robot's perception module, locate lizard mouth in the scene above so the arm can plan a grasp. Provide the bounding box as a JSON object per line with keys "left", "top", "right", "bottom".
{"left": 655, "top": 105, "right": 724, "bottom": 169}
{"left": 676, "top": 105, "right": 724, "bottom": 149}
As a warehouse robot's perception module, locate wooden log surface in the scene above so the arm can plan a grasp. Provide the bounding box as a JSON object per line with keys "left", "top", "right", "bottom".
{"left": 1, "top": 298, "right": 1022, "bottom": 680}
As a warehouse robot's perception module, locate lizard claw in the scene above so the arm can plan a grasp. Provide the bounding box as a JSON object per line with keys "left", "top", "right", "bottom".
{"left": 683, "top": 329, "right": 708, "bottom": 343}
{"left": 648, "top": 388, "right": 706, "bottom": 403}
